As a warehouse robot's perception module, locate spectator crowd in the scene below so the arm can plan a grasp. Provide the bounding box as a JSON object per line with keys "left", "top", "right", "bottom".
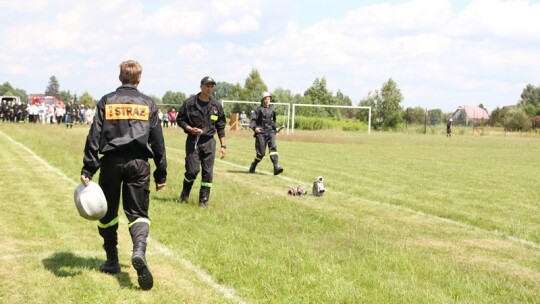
{"left": 0, "top": 98, "right": 95, "bottom": 126}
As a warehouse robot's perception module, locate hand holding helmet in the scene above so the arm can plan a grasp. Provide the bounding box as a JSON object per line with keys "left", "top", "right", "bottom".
{"left": 80, "top": 174, "right": 90, "bottom": 186}
{"left": 74, "top": 181, "right": 107, "bottom": 221}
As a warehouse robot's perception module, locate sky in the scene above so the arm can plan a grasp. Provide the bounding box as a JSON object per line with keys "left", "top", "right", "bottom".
{"left": 1, "top": 0, "right": 540, "bottom": 112}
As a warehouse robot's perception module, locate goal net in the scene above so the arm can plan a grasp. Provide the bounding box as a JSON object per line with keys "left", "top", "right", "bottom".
{"left": 221, "top": 100, "right": 291, "bottom": 134}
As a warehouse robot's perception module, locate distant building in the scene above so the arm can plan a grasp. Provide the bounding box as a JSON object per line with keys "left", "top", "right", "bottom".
{"left": 451, "top": 105, "right": 490, "bottom": 126}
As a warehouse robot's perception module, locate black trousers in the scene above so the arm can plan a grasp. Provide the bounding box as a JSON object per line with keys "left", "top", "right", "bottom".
{"left": 98, "top": 154, "right": 150, "bottom": 225}
{"left": 184, "top": 135, "right": 216, "bottom": 184}
{"left": 254, "top": 132, "right": 277, "bottom": 159}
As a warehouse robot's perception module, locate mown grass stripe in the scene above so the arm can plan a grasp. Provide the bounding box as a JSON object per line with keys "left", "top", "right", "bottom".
{"left": 0, "top": 130, "right": 247, "bottom": 304}
{"left": 191, "top": 149, "right": 540, "bottom": 250}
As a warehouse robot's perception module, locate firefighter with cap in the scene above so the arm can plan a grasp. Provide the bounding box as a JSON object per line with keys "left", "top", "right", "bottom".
{"left": 80, "top": 60, "right": 167, "bottom": 291}
{"left": 176, "top": 76, "right": 227, "bottom": 208}
{"left": 249, "top": 92, "right": 284, "bottom": 175}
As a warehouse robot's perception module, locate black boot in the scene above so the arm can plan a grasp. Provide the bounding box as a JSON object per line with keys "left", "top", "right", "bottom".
{"left": 249, "top": 160, "right": 259, "bottom": 173}
{"left": 130, "top": 222, "right": 153, "bottom": 291}
{"left": 99, "top": 248, "right": 120, "bottom": 274}
{"left": 270, "top": 155, "right": 283, "bottom": 175}
{"left": 199, "top": 186, "right": 211, "bottom": 208}
{"left": 179, "top": 178, "right": 194, "bottom": 203}
{"left": 98, "top": 226, "right": 120, "bottom": 274}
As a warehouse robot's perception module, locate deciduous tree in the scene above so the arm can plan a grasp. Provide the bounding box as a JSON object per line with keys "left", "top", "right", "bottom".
{"left": 303, "top": 77, "right": 333, "bottom": 117}
{"left": 162, "top": 91, "right": 186, "bottom": 105}
{"left": 519, "top": 84, "right": 540, "bottom": 116}
{"left": 241, "top": 68, "right": 268, "bottom": 102}
{"left": 271, "top": 87, "right": 303, "bottom": 116}
{"left": 58, "top": 90, "right": 73, "bottom": 103}
{"left": 0, "top": 81, "right": 27, "bottom": 102}
{"left": 373, "top": 78, "right": 403, "bottom": 129}
{"left": 427, "top": 109, "right": 443, "bottom": 125}
{"left": 519, "top": 84, "right": 540, "bottom": 107}
{"left": 78, "top": 92, "right": 95, "bottom": 108}
{"left": 403, "top": 107, "right": 425, "bottom": 125}
{"left": 334, "top": 90, "right": 354, "bottom": 119}
{"left": 357, "top": 93, "right": 376, "bottom": 122}
{"left": 213, "top": 82, "right": 242, "bottom": 101}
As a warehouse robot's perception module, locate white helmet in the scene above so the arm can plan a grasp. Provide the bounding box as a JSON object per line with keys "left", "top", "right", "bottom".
{"left": 74, "top": 181, "right": 107, "bottom": 221}
{"left": 260, "top": 92, "right": 272, "bottom": 102}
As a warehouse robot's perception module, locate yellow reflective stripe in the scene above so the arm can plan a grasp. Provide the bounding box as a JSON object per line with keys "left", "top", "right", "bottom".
{"left": 184, "top": 176, "right": 195, "bottom": 183}
{"left": 97, "top": 216, "right": 119, "bottom": 228}
{"left": 269, "top": 152, "right": 278, "bottom": 156}
{"left": 201, "top": 182, "right": 212, "bottom": 188}
{"left": 128, "top": 217, "right": 151, "bottom": 228}
{"left": 255, "top": 157, "right": 262, "bottom": 161}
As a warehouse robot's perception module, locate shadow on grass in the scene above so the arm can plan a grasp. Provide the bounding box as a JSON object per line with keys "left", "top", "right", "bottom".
{"left": 226, "top": 169, "right": 261, "bottom": 174}
{"left": 42, "top": 251, "right": 135, "bottom": 289}
{"left": 152, "top": 195, "right": 177, "bottom": 203}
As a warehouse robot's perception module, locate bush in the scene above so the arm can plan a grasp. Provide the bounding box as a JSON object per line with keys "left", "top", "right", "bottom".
{"left": 293, "top": 116, "right": 367, "bottom": 131}
{"left": 505, "top": 110, "right": 532, "bottom": 132}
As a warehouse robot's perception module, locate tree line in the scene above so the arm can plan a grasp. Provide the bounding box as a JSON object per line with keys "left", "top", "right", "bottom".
{"left": 2, "top": 68, "right": 539, "bottom": 131}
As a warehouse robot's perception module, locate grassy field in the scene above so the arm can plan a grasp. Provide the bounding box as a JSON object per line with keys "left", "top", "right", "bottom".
{"left": 0, "top": 123, "right": 539, "bottom": 303}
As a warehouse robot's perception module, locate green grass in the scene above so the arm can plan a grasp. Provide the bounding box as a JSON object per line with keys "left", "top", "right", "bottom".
{"left": 0, "top": 123, "right": 539, "bottom": 303}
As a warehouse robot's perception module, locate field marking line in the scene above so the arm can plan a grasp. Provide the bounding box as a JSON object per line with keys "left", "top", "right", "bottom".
{"left": 0, "top": 130, "right": 247, "bottom": 304}
{"left": 0, "top": 248, "right": 243, "bottom": 303}
{"left": 0, "top": 130, "right": 78, "bottom": 187}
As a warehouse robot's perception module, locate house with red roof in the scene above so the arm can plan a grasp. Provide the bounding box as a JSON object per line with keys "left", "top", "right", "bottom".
{"left": 451, "top": 105, "right": 490, "bottom": 125}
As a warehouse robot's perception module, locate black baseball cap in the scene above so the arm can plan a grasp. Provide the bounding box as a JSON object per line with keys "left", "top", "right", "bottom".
{"left": 200, "top": 76, "right": 216, "bottom": 85}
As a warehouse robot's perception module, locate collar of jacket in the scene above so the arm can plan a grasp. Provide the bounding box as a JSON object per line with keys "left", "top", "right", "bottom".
{"left": 196, "top": 92, "right": 217, "bottom": 103}
{"left": 116, "top": 84, "right": 139, "bottom": 91}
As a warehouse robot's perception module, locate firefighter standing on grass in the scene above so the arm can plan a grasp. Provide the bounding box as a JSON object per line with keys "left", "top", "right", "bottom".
{"left": 249, "top": 92, "right": 283, "bottom": 175}
{"left": 176, "top": 76, "right": 226, "bottom": 208}
{"left": 80, "top": 60, "right": 167, "bottom": 291}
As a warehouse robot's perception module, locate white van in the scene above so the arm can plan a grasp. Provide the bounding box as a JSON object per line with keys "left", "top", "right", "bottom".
{"left": 0, "top": 95, "right": 21, "bottom": 104}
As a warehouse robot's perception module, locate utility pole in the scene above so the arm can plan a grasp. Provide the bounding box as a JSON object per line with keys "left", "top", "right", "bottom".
{"left": 424, "top": 108, "right": 428, "bottom": 134}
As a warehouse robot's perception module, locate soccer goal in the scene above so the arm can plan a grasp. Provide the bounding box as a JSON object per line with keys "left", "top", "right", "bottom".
{"left": 221, "top": 100, "right": 291, "bottom": 134}
{"left": 291, "top": 104, "right": 372, "bottom": 134}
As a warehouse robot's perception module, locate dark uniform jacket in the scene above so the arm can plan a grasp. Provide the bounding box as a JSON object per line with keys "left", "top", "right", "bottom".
{"left": 250, "top": 106, "right": 277, "bottom": 134}
{"left": 81, "top": 85, "right": 167, "bottom": 183}
{"left": 176, "top": 93, "right": 226, "bottom": 139}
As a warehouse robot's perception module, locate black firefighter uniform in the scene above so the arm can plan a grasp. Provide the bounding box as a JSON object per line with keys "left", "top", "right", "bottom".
{"left": 176, "top": 93, "right": 226, "bottom": 206}
{"left": 81, "top": 84, "right": 167, "bottom": 285}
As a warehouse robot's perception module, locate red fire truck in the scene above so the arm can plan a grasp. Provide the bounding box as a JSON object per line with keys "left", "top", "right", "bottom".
{"left": 29, "top": 94, "right": 64, "bottom": 107}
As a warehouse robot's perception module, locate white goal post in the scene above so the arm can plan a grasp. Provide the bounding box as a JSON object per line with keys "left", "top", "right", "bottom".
{"left": 292, "top": 104, "right": 372, "bottom": 134}
{"left": 221, "top": 100, "right": 292, "bottom": 134}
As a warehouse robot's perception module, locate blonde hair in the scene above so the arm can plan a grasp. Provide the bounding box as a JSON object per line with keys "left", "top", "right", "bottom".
{"left": 119, "top": 60, "right": 142, "bottom": 85}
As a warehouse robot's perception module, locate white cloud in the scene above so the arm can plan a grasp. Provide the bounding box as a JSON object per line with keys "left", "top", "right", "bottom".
{"left": 210, "top": 0, "right": 261, "bottom": 34}
{"left": 210, "top": 0, "right": 260, "bottom": 17}
{"left": 83, "top": 58, "right": 100, "bottom": 69}
{"left": 217, "top": 15, "right": 260, "bottom": 34}
{"left": 227, "top": 0, "right": 540, "bottom": 110}
{"left": 1, "top": 0, "right": 540, "bottom": 111}
{"left": 6, "top": 64, "right": 28, "bottom": 75}
{"left": 343, "top": 0, "right": 453, "bottom": 35}
{"left": 150, "top": 4, "right": 206, "bottom": 37}
{"left": 0, "top": 0, "right": 47, "bottom": 11}
{"left": 448, "top": 0, "right": 540, "bottom": 39}
{"left": 178, "top": 43, "right": 209, "bottom": 61}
